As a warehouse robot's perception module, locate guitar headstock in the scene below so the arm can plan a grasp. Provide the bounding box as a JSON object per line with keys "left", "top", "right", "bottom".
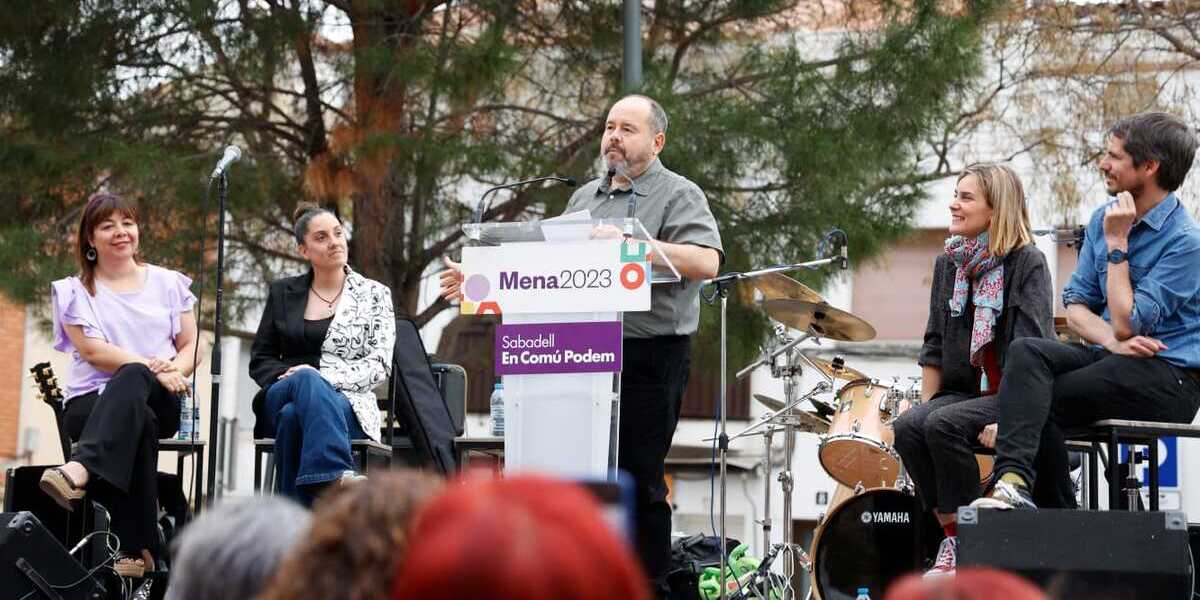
{"left": 30, "top": 362, "right": 64, "bottom": 405}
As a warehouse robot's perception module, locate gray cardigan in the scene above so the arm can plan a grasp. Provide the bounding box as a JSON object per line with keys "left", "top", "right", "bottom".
{"left": 918, "top": 243, "right": 1055, "bottom": 396}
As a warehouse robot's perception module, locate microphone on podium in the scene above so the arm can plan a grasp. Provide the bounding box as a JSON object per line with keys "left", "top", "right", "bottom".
{"left": 472, "top": 175, "right": 577, "bottom": 224}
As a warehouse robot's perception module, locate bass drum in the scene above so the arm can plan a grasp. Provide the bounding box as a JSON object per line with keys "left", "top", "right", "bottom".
{"left": 810, "top": 488, "right": 942, "bottom": 600}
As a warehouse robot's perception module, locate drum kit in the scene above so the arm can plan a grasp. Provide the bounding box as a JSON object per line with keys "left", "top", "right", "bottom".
{"left": 705, "top": 266, "right": 941, "bottom": 600}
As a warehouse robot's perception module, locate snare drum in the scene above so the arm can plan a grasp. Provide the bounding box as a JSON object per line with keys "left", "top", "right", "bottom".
{"left": 819, "top": 380, "right": 901, "bottom": 488}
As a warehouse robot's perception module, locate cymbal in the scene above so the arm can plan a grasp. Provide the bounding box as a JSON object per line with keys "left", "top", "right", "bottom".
{"left": 761, "top": 299, "right": 877, "bottom": 342}
{"left": 753, "top": 272, "right": 825, "bottom": 303}
{"left": 754, "top": 393, "right": 786, "bottom": 412}
{"left": 806, "top": 355, "right": 869, "bottom": 382}
{"left": 752, "top": 394, "right": 831, "bottom": 434}
{"left": 771, "top": 411, "right": 831, "bottom": 434}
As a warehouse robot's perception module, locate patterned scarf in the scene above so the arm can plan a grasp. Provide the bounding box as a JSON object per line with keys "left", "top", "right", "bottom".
{"left": 945, "top": 232, "right": 1004, "bottom": 367}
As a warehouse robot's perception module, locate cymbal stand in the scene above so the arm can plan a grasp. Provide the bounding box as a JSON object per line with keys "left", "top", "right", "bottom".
{"left": 771, "top": 342, "right": 808, "bottom": 596}
{"left": 702, "top": 257, "right": 840, "bottom": 600}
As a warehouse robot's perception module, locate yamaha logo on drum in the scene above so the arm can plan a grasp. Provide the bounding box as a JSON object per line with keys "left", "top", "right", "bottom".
{"left": 861, "top": 511, "right": 911, "bottom": 524}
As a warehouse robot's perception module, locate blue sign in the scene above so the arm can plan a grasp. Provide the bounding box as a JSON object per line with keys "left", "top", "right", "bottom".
{"left": 1119, "top": 437, "right": 1177, "bottom": 488}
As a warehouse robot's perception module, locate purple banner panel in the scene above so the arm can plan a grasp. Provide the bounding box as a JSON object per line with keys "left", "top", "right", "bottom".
{"left": 495, "top": 321, "right": 623, "bottom": 375}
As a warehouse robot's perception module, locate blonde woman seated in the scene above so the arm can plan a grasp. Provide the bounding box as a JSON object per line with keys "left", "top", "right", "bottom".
{"left": 892, "top": 164, "right": 1055, "bottom": 577}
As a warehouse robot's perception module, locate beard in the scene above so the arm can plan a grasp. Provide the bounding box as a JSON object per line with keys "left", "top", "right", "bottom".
{"left": 1104, "top": 173, "right": 1143, "bottom": 197}
{"left": 600, "top": 145, "right": 649, "bottom": 177}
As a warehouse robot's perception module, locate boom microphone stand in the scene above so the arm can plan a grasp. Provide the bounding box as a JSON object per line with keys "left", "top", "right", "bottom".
{"left": 701, "top": 255, "right": 844, "bottom": 600}
{"left": 205, "top": 172, "right": 228, "bottom": 503}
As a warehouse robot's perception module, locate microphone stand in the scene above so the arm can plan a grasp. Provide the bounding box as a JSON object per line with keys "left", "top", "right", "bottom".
{"left": 206, "top": 172, "right": 228, "bottom": 504}
{"left": 701, "top": 255, "right": 841, "bottom": 600}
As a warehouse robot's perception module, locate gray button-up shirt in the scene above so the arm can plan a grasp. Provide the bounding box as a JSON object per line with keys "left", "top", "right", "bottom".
{"left": 565, "top": 158, "right": 724, "bottom": 338}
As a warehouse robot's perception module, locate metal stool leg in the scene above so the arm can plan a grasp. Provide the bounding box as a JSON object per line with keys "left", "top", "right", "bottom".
{"left": 1149, "top": 439, "right": 1160, "bottom": 511}
{"left": 1107, "top": 430, "right": 1120, "bottom": 510}
{"left": 254, "top": 448, "right": 263, "bottom": 493}
{"left": 265, "top": 452, "right": 276, "bottom": 493}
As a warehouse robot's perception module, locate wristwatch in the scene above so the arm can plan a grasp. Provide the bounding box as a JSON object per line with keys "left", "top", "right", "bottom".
{"left": 1107, "top": 248, "right": 1128, "bottom": 264}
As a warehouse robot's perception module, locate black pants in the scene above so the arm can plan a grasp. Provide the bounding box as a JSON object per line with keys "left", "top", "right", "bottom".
{"left": 619, "top": 335, "right": 691, "bottom": 594}
{"left": 994, "top": 338, "right": 1200, "bottom": 498}
{"left": 64, "top": 363, "right": 181, "bottom": 554}
{"left": 894, "top": 392, "right": 1075, "bottom": 513}
{"left": 894, "top": 393, "right": 997, "bottom": 514}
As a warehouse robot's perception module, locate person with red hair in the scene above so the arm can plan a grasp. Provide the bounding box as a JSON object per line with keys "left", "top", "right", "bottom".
{"left": 884, "top": 567, "right": 1046, "bottom": 600}
{"left": 392, "top": 475, "right": 651, "bottom": 600}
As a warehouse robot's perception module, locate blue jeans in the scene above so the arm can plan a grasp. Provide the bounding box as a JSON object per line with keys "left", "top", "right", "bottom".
{"left": 264, "top": 369, "right": 366, "bottom": 506}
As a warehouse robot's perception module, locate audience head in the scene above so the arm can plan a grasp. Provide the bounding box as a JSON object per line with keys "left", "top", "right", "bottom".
{"left": 256, "top": 470, "right": 443, "bottom": 600}
{"left": 951, "top": 162, "right": 1031, "bottom": 256}
{"left": 77, "top": 192, "right": 143, "bottom": 294}
{"left": 292, "top": 201, "right": 347, "bottom": 272}
{"left": 884, "top": 567, "right": 1047, "bottom": 600}
{"left": 165, "top": 496, "right": 311, "bottom": 600}
{"left": 392, "top": 474, "right": 652, "bottom": 600}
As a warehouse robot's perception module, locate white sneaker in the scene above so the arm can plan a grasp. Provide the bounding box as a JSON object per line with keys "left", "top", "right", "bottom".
{"left": 970, "top": 480, "right": 1037, "bottom": 510}
{"left": 923, "top": 536, "right": 957, "bottom": 578}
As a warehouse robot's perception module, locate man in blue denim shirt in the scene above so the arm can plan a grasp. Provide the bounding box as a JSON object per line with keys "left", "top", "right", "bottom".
{"left": 973, "top": 112, "right": 1200, "bottom": 510}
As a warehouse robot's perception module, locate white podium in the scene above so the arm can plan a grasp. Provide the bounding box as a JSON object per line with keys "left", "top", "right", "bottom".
{"left": 459, "top": 217, "right": 680, "bottom": 480}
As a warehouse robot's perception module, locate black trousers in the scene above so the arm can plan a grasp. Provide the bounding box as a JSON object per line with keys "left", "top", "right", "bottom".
{"left": 619, "top": 335, "right": 691, "bottom": 593}
{"left": 994, "top": 338, "right": 1200, "bottom": 498}
{"left": 894, "top": 392, "right": 1076, "bottom": 513}
{"left": 64, "top": 363, "right": 181, "bottom": 554}
{"left": 894, "top": 393, "right": 997, "bottom": 514}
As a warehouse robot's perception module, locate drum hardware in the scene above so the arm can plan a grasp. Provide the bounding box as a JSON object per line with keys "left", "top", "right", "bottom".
{"left": 853, "top": 482, "right": 865, "bottom": 495}
{"left": 700, "top": 246, "right": 866, "bottom": 600}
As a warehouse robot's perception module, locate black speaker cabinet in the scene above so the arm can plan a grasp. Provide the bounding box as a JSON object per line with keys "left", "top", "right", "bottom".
{"left": 0, "top": 511, "right": 105, "bottom": 600}
{"left": 5, "top": 466, "right": 112, "bottom": 572}
{"left": 958, "top": 507, "right": 1192, "bottom": 599}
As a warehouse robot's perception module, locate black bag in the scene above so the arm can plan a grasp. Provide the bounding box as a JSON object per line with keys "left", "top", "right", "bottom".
{"left": 666, "top": 534, "right": 742, "bottom": 600}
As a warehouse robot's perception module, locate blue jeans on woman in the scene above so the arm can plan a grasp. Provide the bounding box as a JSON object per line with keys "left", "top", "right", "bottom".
{"left": 264, "top": 368, "right": 365, "bottom": 506}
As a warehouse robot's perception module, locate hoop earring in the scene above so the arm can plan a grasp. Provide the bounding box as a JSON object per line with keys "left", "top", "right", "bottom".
{"left": 85, "top": 247, "right": 97, "bottom": 262}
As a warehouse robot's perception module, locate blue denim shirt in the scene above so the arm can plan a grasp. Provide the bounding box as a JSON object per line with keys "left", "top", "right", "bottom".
{"left": 1062, "top": 194, "right": 1200, "bottom": 369}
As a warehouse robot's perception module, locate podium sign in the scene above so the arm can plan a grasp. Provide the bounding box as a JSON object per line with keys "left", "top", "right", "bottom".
{"left": 460, "top": 239, "right": 651, "bottom": 315}
{"left": 495, "top": 321, "right": 623, "bottom": 375}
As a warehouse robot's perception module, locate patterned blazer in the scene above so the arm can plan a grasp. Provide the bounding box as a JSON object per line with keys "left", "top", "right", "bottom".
{"left": 250, "top": 267, "right": 395, "bottom": 442}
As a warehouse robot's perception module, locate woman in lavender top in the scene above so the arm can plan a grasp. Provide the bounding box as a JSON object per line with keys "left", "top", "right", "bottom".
{"left": 249, "top": 203, "right": 394, "bottom": 506}
{"left": 40, "top": 193, "right": 201, "bottom": 578}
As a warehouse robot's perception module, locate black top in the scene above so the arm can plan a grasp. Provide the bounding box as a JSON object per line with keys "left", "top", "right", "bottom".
{"left": 919, "top": 243, "right": 1055, "bottom": 397}
{"left": 250, "top": 271, "right": 325, "bottom": 387}
{"left": 301, "top": 316, "right": 333, "bottom": 369}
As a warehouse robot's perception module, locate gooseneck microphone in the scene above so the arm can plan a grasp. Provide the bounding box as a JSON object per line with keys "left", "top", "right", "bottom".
{"left": 472, "top": 175, "right": 578, "bottom": 224}
{"left": 210, "top": 145, "right": 243, "bottom": 179}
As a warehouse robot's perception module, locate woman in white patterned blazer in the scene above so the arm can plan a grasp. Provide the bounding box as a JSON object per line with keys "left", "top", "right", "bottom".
{"left": 249, "top": 203, "right": 395, "bottom": 506}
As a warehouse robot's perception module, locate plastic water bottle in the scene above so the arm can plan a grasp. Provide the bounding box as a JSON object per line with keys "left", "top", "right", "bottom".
{"left": 855, "top": 588, "right": 871, "bottom": 600}
{"left": 489, "top": 382, "right": 505, "bottom": 437}
{"left": 177, "top": 397, "right": 193, "bottom": 440}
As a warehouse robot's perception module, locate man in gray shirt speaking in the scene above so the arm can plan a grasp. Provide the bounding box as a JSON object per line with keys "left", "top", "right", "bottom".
{"left": 442, "top": 94, "right": 723, "bottom": 595}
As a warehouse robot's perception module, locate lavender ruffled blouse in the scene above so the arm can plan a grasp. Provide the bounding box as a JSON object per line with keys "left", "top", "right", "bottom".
{"left": 50, "top": 265, "right": 197, "bottom": 401}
